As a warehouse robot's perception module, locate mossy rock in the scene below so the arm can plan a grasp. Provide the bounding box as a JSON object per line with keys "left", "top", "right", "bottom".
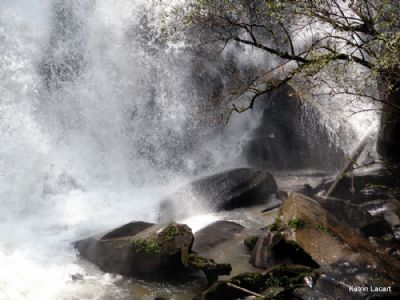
{"left": 244, "top": 235, "right": 260, "bottom": 252}
{"left": 75, "top": 222, "right": 230, "bottom": 282}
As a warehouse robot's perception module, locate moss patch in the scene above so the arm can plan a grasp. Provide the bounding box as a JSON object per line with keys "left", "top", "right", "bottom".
{"left": 159, "top": 225, "right": 179, "bottom": 241}
{"left": 244, "top": 235, "right": 260, "bottom": 251}
{"left": 267, "top": 216, "right": 283, "bottom": 232}
{"left": 288, "top": 218, "right": 305, "bottom": 231}
{"left": 132, "top": 238, "right": 161, "bottom": 254}
{"left": 316, "top": 224, "right": 334, "bottom": 236}
{"left": 202, "top": 265, "right": 313, "bottom": 299}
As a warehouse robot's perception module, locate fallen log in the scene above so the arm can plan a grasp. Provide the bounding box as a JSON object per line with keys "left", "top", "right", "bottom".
{"left": 324, "top": 134, "right": 371, "bottom": 198}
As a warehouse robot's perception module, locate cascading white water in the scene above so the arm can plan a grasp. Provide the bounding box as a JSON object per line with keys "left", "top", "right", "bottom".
{"left": 0, "top": 1, "right": 237, "bottom": 299}
{"left": 0, "top": 1, "right": 381, "bottom": 299}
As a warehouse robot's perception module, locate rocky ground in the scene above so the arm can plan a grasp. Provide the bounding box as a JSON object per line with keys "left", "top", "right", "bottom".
{"left": 73, "top": 167, "right": 400, "bottom": 299}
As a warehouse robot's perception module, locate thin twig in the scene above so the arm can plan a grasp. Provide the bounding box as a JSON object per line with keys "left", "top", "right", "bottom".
{"left": 226, "top": 282, "right": 264, "bottom": 297}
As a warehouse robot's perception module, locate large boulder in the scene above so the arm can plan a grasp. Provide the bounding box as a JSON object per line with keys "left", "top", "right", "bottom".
{"left": 280, "top": 193, "right": 400, "bottom": 295}
{"left": 158, "top": 168, "right": 277, "bottom": 222}
{"left": 315, "top": 196, "right": 392, "bottom": 237}
{"left": 315, "top": 254, "right": 400, "bottom": 299}
{"left": 192, "top": 220, "right": 262, "bottom": 278}
{"left": 74, "top": 222, "right": 231, "bottom": 283}
{"left": 360, "top": 199, "right": 400, "bottom": 239}
{"left": 242, "top": 84, "right": 346, "bottom": 171}
{"left": 192, "top": 221, "right": 245, "bottom": 254}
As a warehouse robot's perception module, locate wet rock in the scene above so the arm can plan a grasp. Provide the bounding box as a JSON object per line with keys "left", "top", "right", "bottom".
{"left": 242, "top": 83, "right": 345, "bottom": 171}
{"left": 293, "top": 287, "right": 335, "bottom": 300}
{"left": 315, "top": 196, "right": 392, "bottom": 237}
{"left": 158, "top": 168, "right": 277, "bottom": 222}
{"left": 250, "top": 230, "right": 319, "bottom": 269}
{"left": 70, "top": 273, "right": 84, "bottom": 281}
{"left": 74, "top": 222, "right": 231, "bottom": 283}
{"left": 360, "top": 199, "right": 400, "bottom": 239}
{"left": 281, "top": 193, "right": 400, "bottom": 281}
{"left": 281, "top": 194, "right": 354, "bottom": 265}
{"left": 295, "top": 184, "right": 314, "bottom": 197}
{"left": 191, "top": 225, "right": 259, "bottom": 278}
{"left": 260, "top": 286, "right": 289, "bottom": 299}
{"left": 250, "top": 231, "right": 285, "bottom": 269}
{"left": 275, "top": 190, "right": 288, "bottom": 201}
{"left": 192, "top": 221, "right": 244, "bottom": 254}
{"left": 313, "top": 172, "right": 399, "bottom": 202}
{"left": 193, "top": 264, "right": 313, "bottom": 300}
{"left": 101, "top": 221, "right": 155, "bottom": 240}
{"left": 384, "top": 200, "right": 400, "bottom": 239}
{"left": 377, "top": 87, "right": 400, "bottom": 163}
{"left": 314, "top": 255, "right": 400, "bottom": 300}
{"left": 187, "top": 253, "right": 232, "bottom": 285}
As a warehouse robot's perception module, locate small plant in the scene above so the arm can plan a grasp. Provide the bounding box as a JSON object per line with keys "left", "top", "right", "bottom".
{"left": 132, "top": 238, "right": 161, "bottom": 254}
{"left": 288, "top": 218, "right": 305, "bottom": 230}
{"left": 267, "top": 216, "right": 282, "bottom": 232}
{"left": 244, "top": 235, "right": 260, "bottom": 251}
{"left": 316, "top": 224, "right": 333, "bottom": 236}
{"left": 161, "top": 225, "right": 179, "bottom": 241}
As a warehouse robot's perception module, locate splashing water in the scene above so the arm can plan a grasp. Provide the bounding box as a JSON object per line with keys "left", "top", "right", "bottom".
{"left": 0, "top": 1, "right": 222, "bottom": 298}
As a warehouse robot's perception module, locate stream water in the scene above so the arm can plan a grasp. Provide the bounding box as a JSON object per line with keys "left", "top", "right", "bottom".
{"left": 0, "top": 1, "right": 380, "bottom": 299}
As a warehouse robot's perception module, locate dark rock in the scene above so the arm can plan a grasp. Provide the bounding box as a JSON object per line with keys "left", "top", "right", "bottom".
{"left": 71, "top": 273, "right": 84, "bottom": 281}
{"left": 377, "top": 86, "right": 400, "bottom": 163}
{"left": 188, "top": 253, "right": 232, "bottom": 285}
{"left": 295, "top": 184, "right": 314, "bottom": 197}
{"left": 158, "top": 168, "right": 277, "bottom": 222}
{"left": 360, "top": 199, "right": 400, "bottom": 239}
{"left": 193, "top": 264, "right": 313, "bottom": 300}
{"left": 192, "top": 221, "right": 245, "bottom": 254}
{"left": 74, "top": 222, "right": 231, "bottom": 283}
{"left": 250, "top": 230, "right": 319, "bottom": 269}
{"left": 275, "top": 190, "right": 288, "bottom": 201}
{"left": 250, "top": 231, "right": 285, "bottom": 269}
{"left": 101, "top": 221, "right": 154, "bottom": 240}
{"left": 293, "top": 287, "right": 335, "bottom": 300}
{"left": 242, "top": 83, "right": 346, "bottom": 171}
{"left": 315, "top": 196, "right": 393, "bottom": 237}
{"left": 314, "top": 256, "right": 400, "bottom": 300}
{"left": 260, "top": 286, "right": 292, "bottom": 299}
{"left": 313, "top": 172, "right": 399, "bottom": 203}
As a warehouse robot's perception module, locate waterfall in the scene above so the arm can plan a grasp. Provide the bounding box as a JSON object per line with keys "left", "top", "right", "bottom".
{"left": 0, "top": 1, "right": 224, "bottom": 298}
{"left": 0, "top": 1, "right": 381, "bottom": 299}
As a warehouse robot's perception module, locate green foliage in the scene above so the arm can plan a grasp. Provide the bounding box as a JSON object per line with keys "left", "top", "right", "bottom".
{"left": 316, "top": 224, "right": 333, "bottom": 236}
{"left": 267, "top": 216, "right": 283, "bottom": 232}
{"left": 229, "top": 265, "right": 312, "bottom": 292}
{"left": 288, "top": 218, "right": 305, "bottom": 231}
{"left": 132, "top": 238, "right": 161, "bottom": 254}
{"left": 244, "top": 235, "right": 260, "bottom": 251}
{"left": 160, "top": 225, "right": 179, "bottom": 241}
{"left": 173, "top": 0, "right": 400, "bottom": 100}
